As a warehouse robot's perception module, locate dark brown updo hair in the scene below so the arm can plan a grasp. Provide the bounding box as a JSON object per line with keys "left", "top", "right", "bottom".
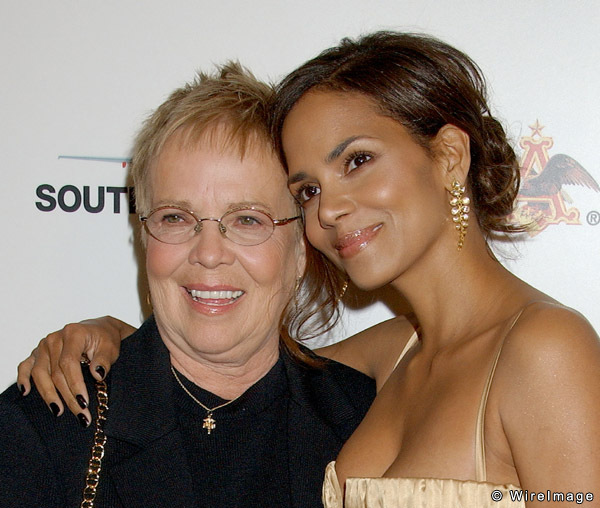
{"left": 272, "top": 31, "right": 522, "bottom": 235}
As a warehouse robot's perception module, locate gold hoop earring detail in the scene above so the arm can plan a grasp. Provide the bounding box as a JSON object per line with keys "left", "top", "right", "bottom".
{"left": 146, "top": 292, "right": 152, "bottom": 309}
{"left": 449, "top": 180, "right": 470, "bottom": 250}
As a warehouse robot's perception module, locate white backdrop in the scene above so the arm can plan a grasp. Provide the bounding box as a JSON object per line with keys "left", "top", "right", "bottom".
{"left": 2, "top": 0, "right": 599, "bottom": 390}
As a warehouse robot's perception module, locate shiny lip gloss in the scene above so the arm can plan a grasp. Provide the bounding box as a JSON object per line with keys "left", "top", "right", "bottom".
{"left": 334, "top": 223, "right": 383, "bottom": 259}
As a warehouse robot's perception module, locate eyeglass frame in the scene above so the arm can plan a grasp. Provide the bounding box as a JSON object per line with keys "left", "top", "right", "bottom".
{"left": 139, "top": 205, "right": 302, "bottom": 246}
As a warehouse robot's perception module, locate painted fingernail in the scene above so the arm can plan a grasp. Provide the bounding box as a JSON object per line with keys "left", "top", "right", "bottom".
{"left": 95, "top": 365, "right": 106, "bottom": 380}
{"left": 49, "top": 403, "right": 60, "bottom": 417}
{"left": 18, "top": 384, "right": 26, "bottom": 396}
{"left": 76, "top": 394, "right": 88, "bottom": 409}
{"left": 77, "top": 413, "right": 90, "bottom": 428}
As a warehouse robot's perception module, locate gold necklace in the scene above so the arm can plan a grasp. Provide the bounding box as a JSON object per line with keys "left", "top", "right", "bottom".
{"left": 170, "top": 365, "right": 241, "bottom": 435}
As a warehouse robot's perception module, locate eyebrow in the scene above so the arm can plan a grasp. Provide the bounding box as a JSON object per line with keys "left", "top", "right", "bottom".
{"left": 228, "top": 200, "right": 273, "bottom": 211}
{"left": 152, "top": 200, "right": 274, "bottom": 212}
{"left": 287, "top": 135, "right": 370, "bottom": 186}
{"left": 325, "top": 135, "right": 361, "bottom": 163}
{"left": 153, "top": 199, "right": 194, "bottom": 210}
{"left": 288, "top": 172, "right": 308, "bottom": 186}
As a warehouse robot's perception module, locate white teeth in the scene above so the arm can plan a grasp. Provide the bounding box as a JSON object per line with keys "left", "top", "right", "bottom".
{"left": 188, "top": 289, "right": 244, "bottom": 300}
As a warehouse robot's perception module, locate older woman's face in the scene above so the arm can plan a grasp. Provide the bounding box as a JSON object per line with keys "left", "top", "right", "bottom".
{"left": 146, "top": 130, "right": 305, "bottom": 365}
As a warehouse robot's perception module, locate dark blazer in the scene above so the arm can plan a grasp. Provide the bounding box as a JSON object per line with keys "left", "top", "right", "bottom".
{"left": 0, "top": 316, "right": 375, "bottom": 507}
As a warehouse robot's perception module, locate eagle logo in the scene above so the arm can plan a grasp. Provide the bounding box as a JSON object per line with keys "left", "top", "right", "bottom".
{"left": 511, "top": 121, "right": 599, "bottom": 235}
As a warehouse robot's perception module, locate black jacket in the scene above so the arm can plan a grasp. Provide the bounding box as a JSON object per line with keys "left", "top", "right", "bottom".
{"left": 0, "top": 316, "right": 374, "bottom": 507}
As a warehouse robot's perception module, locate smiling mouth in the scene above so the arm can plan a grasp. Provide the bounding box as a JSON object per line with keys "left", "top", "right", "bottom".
{"left": 334, "top": 223, "right": 383, "bottom": 258}
{"left": 186, "top": 289, "right": 245, "bottom": 306}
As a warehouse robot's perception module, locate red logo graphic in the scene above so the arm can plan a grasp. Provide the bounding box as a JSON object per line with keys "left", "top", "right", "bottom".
{"left": 511, "top": 120, "right": 599, "bottom": 235}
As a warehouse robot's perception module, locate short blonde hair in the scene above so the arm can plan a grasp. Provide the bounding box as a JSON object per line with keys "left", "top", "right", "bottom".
{"left": 131, "top": 63, "right": 326, "bottom": 366}
{"left": 131, "top": 61, "right": 274, "bottom": 214}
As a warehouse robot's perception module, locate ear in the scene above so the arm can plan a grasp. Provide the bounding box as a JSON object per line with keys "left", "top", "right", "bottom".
{"left": 432, "top": 124, "right": 471, "bottom": 188}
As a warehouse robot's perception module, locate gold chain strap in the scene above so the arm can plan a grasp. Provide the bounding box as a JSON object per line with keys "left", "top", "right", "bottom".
{"left": 80, "top": 380, "right": 109, "bottom": 508}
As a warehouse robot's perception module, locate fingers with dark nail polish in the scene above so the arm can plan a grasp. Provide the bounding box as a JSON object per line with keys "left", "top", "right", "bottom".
{"left": 49, "top": 403, "right": 60, "bottom": 417}
{"left": 77, "top": 413, "right": 90, "bottom": 428}
{"left": 95, "top": 365, "right": 106, "bottom": 380}
{"left": 76, "top": 394, "right": 88, "bottom": 409}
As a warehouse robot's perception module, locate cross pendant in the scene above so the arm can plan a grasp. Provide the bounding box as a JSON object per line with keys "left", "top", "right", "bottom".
{"left": 203, "top": 413, "right": 216, "bottom": 434}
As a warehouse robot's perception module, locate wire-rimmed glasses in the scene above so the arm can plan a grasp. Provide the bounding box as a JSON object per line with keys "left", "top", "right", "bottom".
{"left": 139, "top": 206, "right": 301, "bottom": 246}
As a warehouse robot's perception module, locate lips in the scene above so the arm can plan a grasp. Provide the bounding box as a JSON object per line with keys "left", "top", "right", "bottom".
{"left": 184, "top": 285, "right": 245, "bottom": 314}
{"left": 334, "top": 223, "right": 382, "bottom": 259}
{"left": 188, "top": 289, "right": 244, "bottom": 303}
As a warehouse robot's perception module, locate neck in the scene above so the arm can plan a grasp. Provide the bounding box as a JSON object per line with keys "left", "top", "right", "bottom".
{"left": 390, "top": 230, "right": 533, "bottom": 351}
{"left": 168, "top": 341, "right": 280, "bottom": 400}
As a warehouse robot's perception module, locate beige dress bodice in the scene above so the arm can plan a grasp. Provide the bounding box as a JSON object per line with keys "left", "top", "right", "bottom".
{"left": 323, "top": 318, "right": 528, "bottom": 508}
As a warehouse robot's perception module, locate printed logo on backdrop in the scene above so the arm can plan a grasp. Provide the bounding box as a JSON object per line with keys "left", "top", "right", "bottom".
{"left": 510, "top": 120, "right": 600, "bottom": 236}
{"left": 36, "top": 156, "right": 136, "bottom": 214}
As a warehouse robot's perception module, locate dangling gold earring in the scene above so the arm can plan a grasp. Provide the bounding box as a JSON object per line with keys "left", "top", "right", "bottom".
{"left": 449, "top": 179, "right": 470, "bottom": 250}
{"left": 336, "top": 278, "right": 349, "bottom": 304}
{"left": 146, "top": 292, "right": 153, "bottom": 309}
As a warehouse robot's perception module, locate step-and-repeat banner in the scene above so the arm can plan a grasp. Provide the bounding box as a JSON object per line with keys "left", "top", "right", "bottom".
{"left": 2, "top": 1, "right": 599, "bottom": 388}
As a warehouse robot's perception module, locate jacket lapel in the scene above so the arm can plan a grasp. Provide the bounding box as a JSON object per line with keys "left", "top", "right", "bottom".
{"left": 283, "top": 351, "right": 375, "bottom": 507}
{"left": 101, "top": 317, "right": 199, "bottom": 508}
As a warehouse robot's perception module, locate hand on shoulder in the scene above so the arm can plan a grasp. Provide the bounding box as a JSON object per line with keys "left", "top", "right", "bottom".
{"left": 16, "top": 316, "right": 135, "bottom": 420}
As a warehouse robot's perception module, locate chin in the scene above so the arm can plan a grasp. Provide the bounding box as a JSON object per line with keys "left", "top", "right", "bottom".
{"left": 346, "top": 270, "right": 392, "bottom": 292}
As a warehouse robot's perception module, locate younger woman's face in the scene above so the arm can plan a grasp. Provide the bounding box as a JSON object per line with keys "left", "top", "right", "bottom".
{"left": 281, "top": 90, "right": 451, "bottom": 290}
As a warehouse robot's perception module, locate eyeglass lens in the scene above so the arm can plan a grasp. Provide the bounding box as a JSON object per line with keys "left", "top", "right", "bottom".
{"left": 145, "top": 208, "right": 276, "bottom": 246}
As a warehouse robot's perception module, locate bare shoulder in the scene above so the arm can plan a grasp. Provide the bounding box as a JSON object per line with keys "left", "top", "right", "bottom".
{"left": 497, "top": 301, "right": 600, "bottom": 396}
{"left": 495, "top": 301, "right": 600, "bottom": 491}
{"left": 500, "top": 301, "right": 600, "bottom": 370}
{"left": 315, "top": 315, "right": 416, "bottom": 388}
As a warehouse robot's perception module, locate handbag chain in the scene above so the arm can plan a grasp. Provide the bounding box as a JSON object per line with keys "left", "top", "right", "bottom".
{"left": 80, "top": 379, "right": 109, "bottom": 508}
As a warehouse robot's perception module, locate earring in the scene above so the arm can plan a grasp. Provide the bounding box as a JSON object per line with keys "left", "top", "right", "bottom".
{"left": 146, "top": 292, "right": 152, "bottom": 309}
{"left": 336, "top": 278, "right": 349, "bottom": 304}
{"left": 291, "top": 277, "right": 302, "bottom": 311}
{"left": 449, "top": 179, "right": 470, "bottom": 250}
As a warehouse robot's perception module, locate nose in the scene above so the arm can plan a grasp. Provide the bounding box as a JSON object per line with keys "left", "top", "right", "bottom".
{"left": 317, "top": 185, "right": 355, "bottom": 229}
{"left": 187, "top": 219, "right": 236, "bottom": 268}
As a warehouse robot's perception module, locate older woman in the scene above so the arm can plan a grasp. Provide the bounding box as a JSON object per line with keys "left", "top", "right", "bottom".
{"left": 17, "top": 32, "right": 600, "bottom": 507}
{"left": 0, "top": 63, "right": 374, "bottom": 508}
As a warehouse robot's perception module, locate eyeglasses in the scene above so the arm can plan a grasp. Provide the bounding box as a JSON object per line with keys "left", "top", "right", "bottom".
{"left": 139, "top": 206, "right": 301, "bottom": 246}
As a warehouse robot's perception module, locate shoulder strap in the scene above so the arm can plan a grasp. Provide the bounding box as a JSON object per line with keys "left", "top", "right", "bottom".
{"left": 392, "top": 331, "right": 419, "bottom": 371}
{"left": 474, "top": 301, "right": 545, "bottom": 481}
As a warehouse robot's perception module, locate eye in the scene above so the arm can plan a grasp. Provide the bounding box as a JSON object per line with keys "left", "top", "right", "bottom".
{"left": 150, "top": 208, "right": 195, "bottom": 228}
{"left": 227, "top": 210, "right": 270, "bottom": 229}
{"left": 345, "top": 152, "right": 372, "bottom": 172}
{"left": 236, "top": 215, "right": 262, "bottom": 227}
{"left": 162, "top": 213, "right": 186, "bottom": 224}
{"left": 295, "top": 184, "right": 321, "bottom": 205}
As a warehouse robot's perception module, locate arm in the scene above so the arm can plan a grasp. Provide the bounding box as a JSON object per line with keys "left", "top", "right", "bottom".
{"left": 498, "top": 305, "right": 600, "bottom": 506}
{"left": 17, "top": 316, "right": 134, "bottom": 421}
{"left": 315, "top": 315, "right": 417, "bottom": 391}
{"left": 0, "top": 387, "right": 64, "bottom": 506}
